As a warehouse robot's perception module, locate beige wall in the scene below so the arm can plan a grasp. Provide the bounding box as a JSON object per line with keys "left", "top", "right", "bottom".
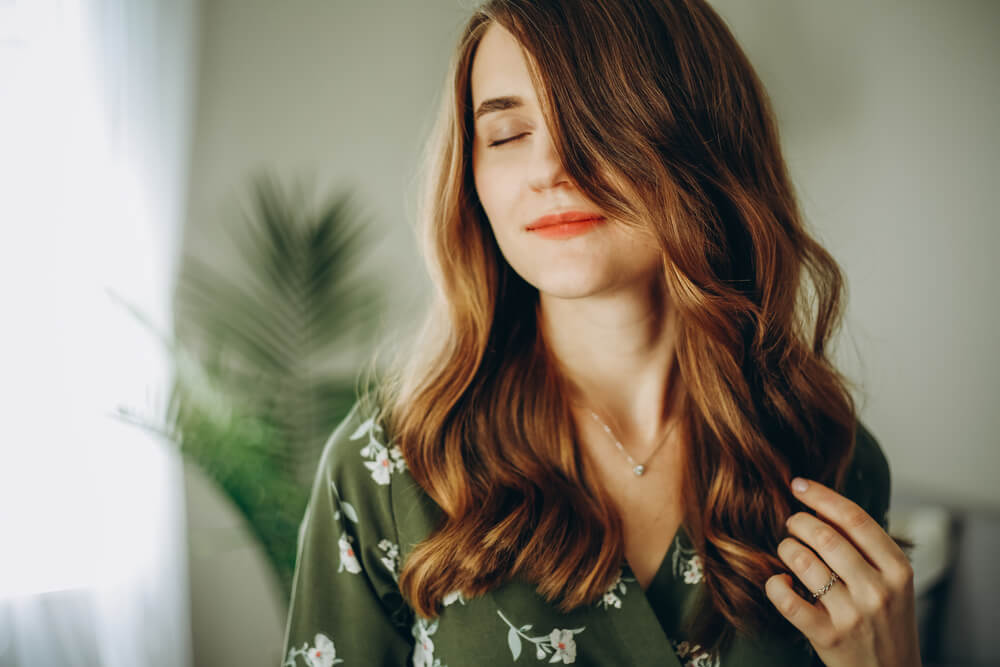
{"left": 183, "top": 1, "right": 472, "bottom": 364}
{"left": 711, "top": 0, "right": 1000, "bottom": 512}
{"left": 182, "top": 1, "right": 999, "bottom": 662}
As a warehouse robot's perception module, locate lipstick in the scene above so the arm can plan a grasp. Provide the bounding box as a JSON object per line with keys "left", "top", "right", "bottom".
{"left": 525, "top": 211, "right": 606, "bottom": 239}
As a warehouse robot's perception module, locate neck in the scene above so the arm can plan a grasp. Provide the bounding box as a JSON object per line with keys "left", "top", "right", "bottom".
{"left": 537, "top": 274, "right": 681, "bottom": 448}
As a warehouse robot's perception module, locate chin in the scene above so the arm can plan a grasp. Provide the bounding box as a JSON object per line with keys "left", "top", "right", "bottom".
{"left": 500, "top": 248, "right": 615, "bottom": 298}
{"left": 531, "top": 274, "right": 611, "bottom": 300}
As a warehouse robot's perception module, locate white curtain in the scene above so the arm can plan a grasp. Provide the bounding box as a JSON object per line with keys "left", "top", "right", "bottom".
{"left": 0, "top": 0, "right": 199, "bottom": 665}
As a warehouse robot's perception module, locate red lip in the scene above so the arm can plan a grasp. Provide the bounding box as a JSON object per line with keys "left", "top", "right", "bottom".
{"left": 526, "top": 210, "right": 606, "bottom": 230}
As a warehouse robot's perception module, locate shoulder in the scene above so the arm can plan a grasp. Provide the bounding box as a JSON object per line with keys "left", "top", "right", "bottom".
{"left": 313, "top": 398, "right": 408, "bottom": 538}
{"left": 839, "top": 418, "right": 892, "bottom": 530}
{"left": 319, "top": 397, "right": 405, "bottom": 482}
{"left": 284, "top": 398, "right": 416, "bottom": 662}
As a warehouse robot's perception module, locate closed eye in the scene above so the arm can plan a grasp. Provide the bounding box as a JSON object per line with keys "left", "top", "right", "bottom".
{"left": 488, "top": 132, "right": 529, "bottom": 148}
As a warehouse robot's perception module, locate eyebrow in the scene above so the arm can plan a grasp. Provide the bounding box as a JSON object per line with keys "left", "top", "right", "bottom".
{"left": 473, "top": 95, "right": 525, "bottom": 121}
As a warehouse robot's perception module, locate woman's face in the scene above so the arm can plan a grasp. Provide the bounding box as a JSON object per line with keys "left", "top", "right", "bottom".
{"left": 470, "top": 22, "right": 663, "bottom": 300}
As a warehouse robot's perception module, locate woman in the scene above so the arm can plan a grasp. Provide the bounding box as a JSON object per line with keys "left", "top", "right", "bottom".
{"left": 282, "top": 1, "right": 920, "bottom": 665}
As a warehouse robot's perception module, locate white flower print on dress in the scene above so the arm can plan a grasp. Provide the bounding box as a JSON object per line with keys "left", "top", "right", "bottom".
{"left": 547, "top": 629, "right": 579, "bottom": 664}
{"left": 337, "top": 533, "right": 361, "bottom": 574}
{"left": 681, "top": 554, "right": 703, "bottom": 584}
{"left": 669, "top": 638, "right": 720, "bottom": 667}
{"left": 351, "top": 409, "right": 407, "bottom": 485}
{"left": 442, "top": 589, "right": 466, "bottom": 606}
{"left": 670, "top": 534, "right": 703, "bottom": 584}
{"left": 595, "top": 566, "right": 636, "bottom": 610}
{"left": 411, "top": 616, "right": 448, "bottom": 667}
{"left": 407, "top": 589, "right": 464, "bottom": 667}
{"left": 283, "top": 632, "right": 344, "bottom": 667}
{"left": 496, "top": 609, "right": 585, "bottom": 663}
{"left": 377, "top": 538, "right": 400, "bottom": 581}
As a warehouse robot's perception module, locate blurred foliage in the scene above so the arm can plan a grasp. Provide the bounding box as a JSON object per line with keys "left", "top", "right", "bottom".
{"left": 114, "top": 169, "right": 387, "bottom": 601}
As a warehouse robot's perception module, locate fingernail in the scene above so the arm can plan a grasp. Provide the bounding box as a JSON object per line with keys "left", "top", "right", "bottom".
{"left": 791, "top": 477, "right": 808, "bottom": 493}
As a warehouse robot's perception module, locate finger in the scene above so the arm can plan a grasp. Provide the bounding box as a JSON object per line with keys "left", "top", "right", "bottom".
{"left": 785, "top": 511, "right": 890, "bottom": 615}
{"left": 765, "top": 573, "right": 835, "bottom": 646}
{"left": 777, "top": 535, "right": 855, "bottom": 627}
{"left": 789, "top": 477, "right": 904, "bottom": 573}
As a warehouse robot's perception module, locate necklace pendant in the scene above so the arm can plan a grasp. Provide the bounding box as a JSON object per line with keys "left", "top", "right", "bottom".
{"left": 633, "top": 464, "right": 645, "bottom": 476}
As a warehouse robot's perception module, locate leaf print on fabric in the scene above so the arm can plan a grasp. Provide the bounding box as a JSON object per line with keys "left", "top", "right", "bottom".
{"left": 496, "top": 609, "right": 585, "bottom": 664}
{"left": 329, "top": 481, "right": 358, "bottom": 524}
{"left": 283, "top": 632, "right": 344, "bottom": 667}
{"left": 595, "top": 566, "right": 636, "bottom": 610}
{"left": 351, "top": 409, "right": 407, "bottom": 485}
{"left": 668, "top": 638, "right": 721, "bottom": 667}
{"left": 411, "top": 616, "right": 448, "bottom": 667}
{"left": 670, "top": 533, "right": 703, "bottom": 584}
{"left": 328, "top": 480, "right": 362, "bottom": 575}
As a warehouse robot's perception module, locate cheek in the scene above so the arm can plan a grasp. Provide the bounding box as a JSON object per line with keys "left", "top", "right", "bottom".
{"left": 472, "top": 151, "right": 493, "bottom": 209}
{"left": 473, "top": 165, "right": 515, "bottom": 230}
{"left": 602, "top": 229, "right": 664, "bottom": 277}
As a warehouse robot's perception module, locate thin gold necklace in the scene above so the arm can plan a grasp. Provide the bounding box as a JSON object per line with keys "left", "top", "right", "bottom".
{"left": 586, "top": 409, "right": 678, "bottom": 477}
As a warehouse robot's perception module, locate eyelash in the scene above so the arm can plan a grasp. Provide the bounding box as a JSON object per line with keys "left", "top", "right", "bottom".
{"left": 488, "top": 132, "right": 529, "bottom": 148}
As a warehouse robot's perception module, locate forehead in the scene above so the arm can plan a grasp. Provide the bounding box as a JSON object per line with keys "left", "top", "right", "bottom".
{"left": 469, "top": 23, "right": 537, "bottom": 108}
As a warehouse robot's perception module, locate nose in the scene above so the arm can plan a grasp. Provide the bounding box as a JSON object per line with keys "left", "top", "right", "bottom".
{"left": 527, "top": 133, "right": 573, "bottom": 192}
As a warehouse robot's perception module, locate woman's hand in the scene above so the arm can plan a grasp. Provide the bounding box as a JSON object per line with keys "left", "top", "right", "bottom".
{"left": 763, "top": 477, "right": 922, "bottom": 667}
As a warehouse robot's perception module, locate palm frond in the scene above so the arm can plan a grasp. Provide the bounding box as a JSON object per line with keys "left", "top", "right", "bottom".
{"left": 116, "top": 169, "right": 389, "bottom": 602}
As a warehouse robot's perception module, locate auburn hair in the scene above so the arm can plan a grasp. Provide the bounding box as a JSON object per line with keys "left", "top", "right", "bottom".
{"left": 357, "top": 0, "right": 911, "bottom": 655}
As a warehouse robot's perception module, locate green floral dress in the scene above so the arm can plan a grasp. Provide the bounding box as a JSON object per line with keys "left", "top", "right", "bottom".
{"left": 281, "top": 400, "right": 891, "bottom": 666}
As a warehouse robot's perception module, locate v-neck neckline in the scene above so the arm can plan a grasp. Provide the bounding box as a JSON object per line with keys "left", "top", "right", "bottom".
{"left": 393, "top": 471, "right": 688, "bottom": 666}
{"left": 627, "top": 519, "right": 687, "bottom": 595}
{"left": 607, "top": 519, "right": 689, "bottom": 667}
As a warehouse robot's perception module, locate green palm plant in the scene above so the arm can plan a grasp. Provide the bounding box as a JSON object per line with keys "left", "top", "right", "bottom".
{"left": 114, "top": 170, "right": 388, "bottom": 600}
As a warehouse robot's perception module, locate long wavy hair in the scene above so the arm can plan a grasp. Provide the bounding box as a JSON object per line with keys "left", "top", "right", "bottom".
{"left": 359, "top": 0, "right": 909, "bottom": 654}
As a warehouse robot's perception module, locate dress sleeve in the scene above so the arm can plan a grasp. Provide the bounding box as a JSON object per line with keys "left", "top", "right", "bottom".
{"left": 281, "top": 400, "right": 415, "bottom": 666}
